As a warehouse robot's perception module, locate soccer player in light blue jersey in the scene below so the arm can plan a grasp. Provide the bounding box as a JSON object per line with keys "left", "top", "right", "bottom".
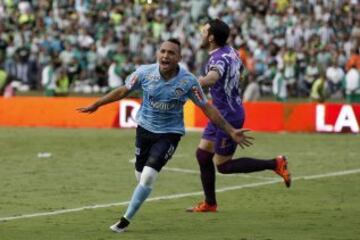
{"left": 187, "top": 19, "right": 291, "bottom": 213}
{"left": 77, "top": 38, "right": 254, "bottom": 233}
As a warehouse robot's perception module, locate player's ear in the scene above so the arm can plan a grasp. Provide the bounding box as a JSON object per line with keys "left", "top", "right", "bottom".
{"left": 177, "top": 52, "right": 182, "bottom": 62}
{"left": 209, "top": 34, "right": 215, "bottom": 43}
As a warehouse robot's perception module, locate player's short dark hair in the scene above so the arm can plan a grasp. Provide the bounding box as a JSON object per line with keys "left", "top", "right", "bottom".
{"left": 207, "top": 19, "right": 230, "bottom": 47}
{"left": 166, "top": 38, "right": 181, "bottom": 51}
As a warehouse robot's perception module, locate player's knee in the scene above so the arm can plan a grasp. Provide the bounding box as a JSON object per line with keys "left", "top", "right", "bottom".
{"left": 146, "top": 156, "right": 166, "bottom": 172}
{"left": 196, "top": 148, "right": 214, "bottom": 167}
{"left": 217, "top": 162, "right": 230, "bottom": 174}
{"left": 139, "top": 166, "right": 158, "bottom": 188}
{"left": 135, "top": 156, "right": 146, "bottom": 172}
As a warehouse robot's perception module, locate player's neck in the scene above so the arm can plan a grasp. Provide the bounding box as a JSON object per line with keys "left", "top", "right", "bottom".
{"left": 208, "top": 43, "right": 220, "bottom": 53}
{"left": 160, "top": 65, "right": 180, "bottom": 80}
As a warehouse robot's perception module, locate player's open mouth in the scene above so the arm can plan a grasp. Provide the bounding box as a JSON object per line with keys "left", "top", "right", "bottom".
{"left": 160, "top": 60, "right": 170, "bottom": 68}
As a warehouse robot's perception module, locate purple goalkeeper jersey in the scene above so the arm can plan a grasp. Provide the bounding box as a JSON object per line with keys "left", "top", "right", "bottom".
{"left": 206, "top": 45, "right": 244, "bottom": 120}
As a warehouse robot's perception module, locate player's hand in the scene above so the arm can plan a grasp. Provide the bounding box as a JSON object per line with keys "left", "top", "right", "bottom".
{"left": 76, "top": 104, "right": 99, "bottom": 114}
{"left": 230, "top": 128, "right": 254, "bottom": 149}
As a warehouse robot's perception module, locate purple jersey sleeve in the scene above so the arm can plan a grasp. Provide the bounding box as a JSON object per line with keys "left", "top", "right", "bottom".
{"left": 208, "top": 57, "right": 226, "bottom": 79}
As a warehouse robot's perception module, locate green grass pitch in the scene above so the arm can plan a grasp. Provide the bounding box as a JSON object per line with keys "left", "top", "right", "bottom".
{"left": 0, "top": 127, "right": 359, "bottom": 240}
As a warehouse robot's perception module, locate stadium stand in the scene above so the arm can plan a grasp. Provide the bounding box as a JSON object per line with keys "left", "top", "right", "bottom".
{"left": 0, "top": 0, "right": 359, "bottom": 101}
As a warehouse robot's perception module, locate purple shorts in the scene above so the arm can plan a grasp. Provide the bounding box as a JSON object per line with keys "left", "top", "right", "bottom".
{"left": 202, "top": 117, "right": 244, "bottom": 156}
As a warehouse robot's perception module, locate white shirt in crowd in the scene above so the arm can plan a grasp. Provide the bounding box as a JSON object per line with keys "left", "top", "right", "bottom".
{"left": 345, "top": 68, "right": 360, "bottom": 94}
{"left": 326, "top": 66, "right": 344, "bottom": 84}
{"left": 107, "top": 63, "right": 123, "bottom": 89}
{"left": 41, "top": 65, "right": 57, "bottom": 90}
{"left": 77, "top": 34, "right": 94, "bottom": 49}
{"left": 273, "top": 71, "right": 287, "bottom": 99}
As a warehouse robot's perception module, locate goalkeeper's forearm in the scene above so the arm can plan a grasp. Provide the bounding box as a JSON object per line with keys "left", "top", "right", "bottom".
{"left": 201, "top": 103, "right": 234, "bottom": 135}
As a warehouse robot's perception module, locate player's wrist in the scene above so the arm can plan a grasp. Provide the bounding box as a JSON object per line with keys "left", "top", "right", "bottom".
{"left": 93, "top": 102, "right": 101, "bottom": 109}
{"left": 227, "top": 126, "right": 236, "bottom": 137}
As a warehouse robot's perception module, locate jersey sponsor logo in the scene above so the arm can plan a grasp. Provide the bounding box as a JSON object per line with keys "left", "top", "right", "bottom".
{"left": 149, "top": 96, "right": 176, "bottom": 111}
{"left": 191, "top": 86, "right": 204, "bottom": 102}
{"left": 175, "top": 88, "right": 185, "bottom": 97}
{"left": 145, "top": 74, "right": 160, "bottom": 81}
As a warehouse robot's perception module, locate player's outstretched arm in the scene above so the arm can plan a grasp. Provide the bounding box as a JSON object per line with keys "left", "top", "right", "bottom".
{"left": 77, "top": 86, "right": 130, "bottom": 114}
{"left": 198, "top": 70, "right": 220, "bottom": 88}
{"left": 200, "top": 103, "right": 254, "bottom": 148}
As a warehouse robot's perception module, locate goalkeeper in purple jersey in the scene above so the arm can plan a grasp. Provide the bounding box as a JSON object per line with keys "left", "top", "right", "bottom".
{"left": 187, "top": 19, "right": 291, "bottom": 213}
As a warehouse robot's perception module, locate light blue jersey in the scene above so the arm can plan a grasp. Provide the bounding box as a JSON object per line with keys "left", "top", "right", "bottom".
{"left": 125, "top": 63, "right": 208, "bottom": 135}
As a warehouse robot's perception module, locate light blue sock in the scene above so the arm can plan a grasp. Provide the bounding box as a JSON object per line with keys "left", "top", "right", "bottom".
{"left": 124, "top": 184, "right": 152, "bottom": 220}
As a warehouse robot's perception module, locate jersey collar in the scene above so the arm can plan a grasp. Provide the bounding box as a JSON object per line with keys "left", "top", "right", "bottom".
{"left": 208, "top": 47, "right": 220, "bottom": 55}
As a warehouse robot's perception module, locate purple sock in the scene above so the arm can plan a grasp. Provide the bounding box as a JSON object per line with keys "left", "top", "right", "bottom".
{"left": 217, "top": 157, "right": 276, "bottom": 174}
{"left": 196, "top": 148, "right": 216, "bottom": 205}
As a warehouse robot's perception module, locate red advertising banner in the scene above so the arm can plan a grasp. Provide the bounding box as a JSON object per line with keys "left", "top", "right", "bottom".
{"left": 315, "top": 104, "right": 360, "bottom": 133}
{"left": 243, "top": 102, "right": 284, "bottom": 132}
{"left": 0, "top": 97, "right": 359, "bottom": 133}
{"left": 0, "top": 97, "right": 119, "bottom": 128}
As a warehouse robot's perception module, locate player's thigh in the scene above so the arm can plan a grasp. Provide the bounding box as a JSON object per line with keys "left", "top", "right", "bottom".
{"left": 198, "top": 138, "right": 215, "bottom": 153}
{"left": 199, "top": 121, "right": 217, "bottom": 152}
{"left": 135, "top": 126, "right": 154, "bottom": 172}
{"left": 213, "top": 118, "right": 244, "bottom": 165}
{"left": 213, "top": 153, "right": 233, "bottom": 165}
{"left": 213, "top": 132, "right": 237, "bottom": 165}
{"left": 146, "top": 133, "right": 182, "bottom": 171}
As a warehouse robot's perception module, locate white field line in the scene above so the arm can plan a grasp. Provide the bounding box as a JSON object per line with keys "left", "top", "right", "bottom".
{"left": 1, "top": 168, "right": 360, "bottom": 222}
{"left": 296, "top": 168, "right": 360, "bottom": 180}
{"left": 128, "top": 158, "right": 277, "bottom": 180}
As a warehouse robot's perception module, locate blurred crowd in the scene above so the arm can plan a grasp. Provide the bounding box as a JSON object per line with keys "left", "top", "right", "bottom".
{"left": 0, "top": 0, "right": 359, "bottom": 102}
